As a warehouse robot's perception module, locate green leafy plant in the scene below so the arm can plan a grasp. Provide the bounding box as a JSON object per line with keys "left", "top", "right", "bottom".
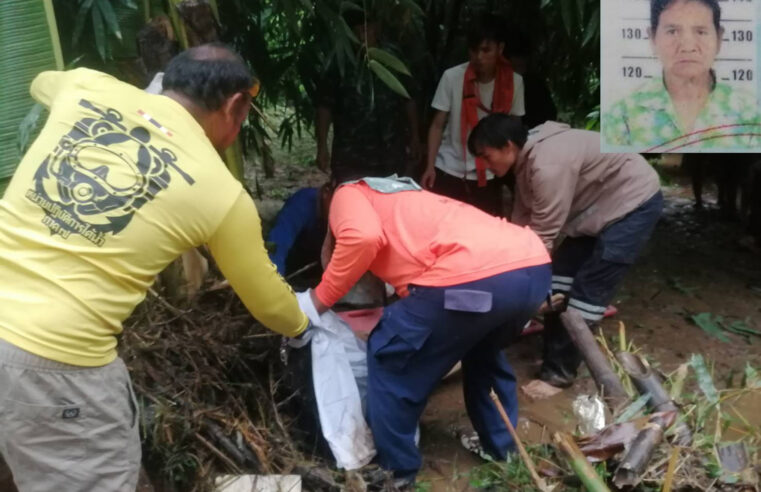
{"left": 71, "top": 0, "right": 138, "bottom": 61}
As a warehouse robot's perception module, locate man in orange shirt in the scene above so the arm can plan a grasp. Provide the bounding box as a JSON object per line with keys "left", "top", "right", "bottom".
{"left": 300, "top": 176, "right": 551, "bottom": 485}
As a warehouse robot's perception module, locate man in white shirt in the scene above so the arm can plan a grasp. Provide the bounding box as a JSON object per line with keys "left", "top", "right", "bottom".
{"left": 421, "top": 14, "right": 525, "bottom": 216}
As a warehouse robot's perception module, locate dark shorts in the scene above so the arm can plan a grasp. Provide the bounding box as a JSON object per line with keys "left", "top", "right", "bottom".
{"left": 552, "top": 191, "right": 663, "bottom": 321}
{"left": 431, "top": 168, "right": 502, "bottom": 216}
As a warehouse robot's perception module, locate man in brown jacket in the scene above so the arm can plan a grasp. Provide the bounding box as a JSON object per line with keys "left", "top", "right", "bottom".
{"left": 468, "top": 114, "right": 662, "bottom": 387}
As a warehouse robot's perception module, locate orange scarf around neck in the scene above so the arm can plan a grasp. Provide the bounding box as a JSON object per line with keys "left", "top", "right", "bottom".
{"left": 461, "top": 56, "right": 514, "bottom": 186}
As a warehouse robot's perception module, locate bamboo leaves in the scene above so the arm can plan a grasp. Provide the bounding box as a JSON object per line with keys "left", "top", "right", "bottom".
{"left": 368, "top": 60, "right": 410, "bottom": 99}
{"left": 690, "top": 354, "right": 720, "bottom": 405}
{"left": 690, "top": 312, "right": 761, "bottom": 343}
{"left": 367, "top": 47, "right": 410, "bottom": 76}
{"left": 0, "top": 0, "right": 62, "bottom": 193}
{"left": 366, "top": 47, "right": 411, "bottom": 98}
{"left": 72, "top": 0, "right": 137, "bottom": 61}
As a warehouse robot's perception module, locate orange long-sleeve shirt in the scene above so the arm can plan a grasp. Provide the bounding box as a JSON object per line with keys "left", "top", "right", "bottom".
{"left": 314, "top": 183, "right": 550, "bottom": 308}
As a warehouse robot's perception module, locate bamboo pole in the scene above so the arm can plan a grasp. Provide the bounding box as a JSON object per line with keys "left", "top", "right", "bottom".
{"left": 553, "top": 432, "right": 611, "bottom": 492}
{"left": 42, "top": 0, "right": 64, "bottom": 70}
{"left": 613, "top": 412, "right": 676, "bottom": 488}
{"left": 616, "top": 352, "right": 693, "bottom": 445}
{"left": 560, "top": 310, "right": 629, "bottom": 409}
{"left": 489, "top": 389, "right": 552, "bottom": 492}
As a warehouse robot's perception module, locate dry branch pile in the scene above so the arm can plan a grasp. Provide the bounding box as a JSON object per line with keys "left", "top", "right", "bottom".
{"left": 120, "top": 286, "right": 323, "bottom": 491}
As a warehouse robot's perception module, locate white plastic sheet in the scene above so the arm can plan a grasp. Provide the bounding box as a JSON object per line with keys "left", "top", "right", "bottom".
{"left": 294, "top": 291, "right": 376, "bottom": 470}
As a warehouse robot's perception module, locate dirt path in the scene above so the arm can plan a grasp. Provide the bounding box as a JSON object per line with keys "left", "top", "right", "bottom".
{"left": 417, "top": 180, "right": 761, "bottom": 491}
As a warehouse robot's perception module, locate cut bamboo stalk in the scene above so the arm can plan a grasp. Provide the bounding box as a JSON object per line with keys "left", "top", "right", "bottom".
{"left": 561, "top": 310, "right": 629, "bottom": 409}
{"left": 616, "top": 352, "right": 693, "bottom": 445}
{"left": 553, "top": 432, "right": 611, "bottom": 492}
{"left": 613, "top": 412, "right": 676, "bottom": 488}
{"left": 489, "top": 389, "right": 552, "bottom": 492}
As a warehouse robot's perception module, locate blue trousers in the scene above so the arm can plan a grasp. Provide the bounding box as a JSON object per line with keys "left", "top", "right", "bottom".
{"left": 366, "top": 264, "right": 551, "bottom": 479}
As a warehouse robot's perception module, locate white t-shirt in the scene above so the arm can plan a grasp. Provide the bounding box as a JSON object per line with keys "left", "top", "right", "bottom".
{"left": 431, "top": 62, "right": 525, "bottom": 180}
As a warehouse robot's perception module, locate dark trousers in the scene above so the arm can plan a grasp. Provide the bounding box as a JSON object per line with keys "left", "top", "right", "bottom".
{"left": 542, "top": 191, "right": 663, "bottom": 380}
{"left": 366, "top": 264, "right": 551, "bottom": 479}
{"left": 431, "top": 168, "right": 502, "bottom": 216}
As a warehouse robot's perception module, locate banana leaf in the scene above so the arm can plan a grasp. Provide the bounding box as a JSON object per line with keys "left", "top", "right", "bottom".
{"left": 0, "top": 0, "right": 63, "bottom": 197}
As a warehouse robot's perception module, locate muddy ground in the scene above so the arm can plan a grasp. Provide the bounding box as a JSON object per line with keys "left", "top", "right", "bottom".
{"left": 415, "top": 174, "right": 761, "bottom": 490}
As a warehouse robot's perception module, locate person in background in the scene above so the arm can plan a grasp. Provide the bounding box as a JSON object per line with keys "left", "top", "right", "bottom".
{"left": 297, "top": 175, "right": 551, "bottom": 487}
{"left": 468, "top": 114, "right": 662, "bottom": 389}
{"left": 267, "top": 184, "right": 331, "bottom": 276}
{"left": 0, "top": 44, "right": 307, "bottom": 491}
{"left": 315, "top": 11, "right": 420, "bottom": 182}
{"left": 421, "top": 14, "right": 525, "bottom": 216}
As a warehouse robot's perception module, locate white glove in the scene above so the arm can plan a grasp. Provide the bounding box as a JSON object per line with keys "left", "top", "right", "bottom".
{"left": 289, "top": 290, "right": 321, "bottom": 349}
{"left": 296, "top": 289, "right": 321, "bottom": 327}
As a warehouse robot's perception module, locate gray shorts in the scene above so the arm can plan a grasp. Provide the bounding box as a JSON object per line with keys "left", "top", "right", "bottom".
{"left": 0, "top": 339, "right": 141, "bottom": 492}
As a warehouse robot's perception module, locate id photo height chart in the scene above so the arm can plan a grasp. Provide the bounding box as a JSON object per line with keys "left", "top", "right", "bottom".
{"left": 600, "top": 0, "right": 761, "bottom": 152}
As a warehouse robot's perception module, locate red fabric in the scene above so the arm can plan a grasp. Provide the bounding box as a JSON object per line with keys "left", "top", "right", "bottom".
{"left": 337, "top": 308, "right": 384, "bottom": 337}
{"left": 460, "top": 56, "right": 514, "bottom": 187}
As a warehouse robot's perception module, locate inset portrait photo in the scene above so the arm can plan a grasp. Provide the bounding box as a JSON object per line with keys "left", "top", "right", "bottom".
{"left": 601, "top": 0, "right": 761, "bottom": 153}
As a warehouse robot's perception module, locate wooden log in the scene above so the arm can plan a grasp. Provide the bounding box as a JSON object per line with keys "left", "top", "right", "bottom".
{"left": 560, "top": 310, "right": 628, "bottom": 409}
{"left": 553, "top": 432, "right": 611, "bottom": 492}
{"left": 616, "top": 352, "right": 693, "bottom": 445}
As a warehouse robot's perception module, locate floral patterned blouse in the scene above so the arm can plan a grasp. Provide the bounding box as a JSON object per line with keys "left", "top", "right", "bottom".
{"left": 602, "top": 77, "right": 761, "bottom": 152}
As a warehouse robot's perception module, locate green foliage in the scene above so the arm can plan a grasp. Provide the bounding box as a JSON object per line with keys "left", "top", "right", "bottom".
{"left": 690, "top": 354, "right": 720, "bottom": 405}
{"left": 48, "top": 0, "right": 603, "bottom": 171}
{"left": 0, "top": 0, "right": 63, "bottom": 193}
{"left": 468, "top": 446, "right": 556, "bottom": 490}
{"left": 615, "top": 392, "right": 651, "bottom": 424}
{"left": 690, "top": 313, "right": 761, "bottom": 344}
{"left": 71, "top": 0, "right": 138, "bottom": 60}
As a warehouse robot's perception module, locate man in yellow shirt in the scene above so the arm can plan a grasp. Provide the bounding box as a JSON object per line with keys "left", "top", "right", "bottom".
{"left": 0, "top": 44, "right": 308, "bottom": 491}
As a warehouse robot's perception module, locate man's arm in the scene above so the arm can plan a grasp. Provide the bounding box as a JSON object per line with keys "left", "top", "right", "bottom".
{"left": 30, "top": 69, "right": 87, "bottom": 108}
{"left": 422, "top": 110, "right": 448, "bottom": 188}
{"left": 528, "top": 151, "right": 581, "bottom": 251}
{"left": 208, "top": 190, "right": 308, "bottom": 337}
{"left": 313, "top": 186, "right": 386, "bottom": 310}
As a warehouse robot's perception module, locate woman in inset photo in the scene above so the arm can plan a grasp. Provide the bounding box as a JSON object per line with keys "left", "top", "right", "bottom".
{"left": 603, "top": 0, "right": 761, "bottom": 151}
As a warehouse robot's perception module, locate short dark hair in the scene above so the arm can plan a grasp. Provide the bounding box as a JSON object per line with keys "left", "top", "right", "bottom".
{"left": 467, "top": 14, "right": 506, "bottom": 50}
{"left": 468, "top": 113, "right": 529, "bottom": 155}
{"left": 162, "top": 43, "right": 253, "bottom": 112}
{"left": 651, "top": 0, "right": 721, "bottom": 33}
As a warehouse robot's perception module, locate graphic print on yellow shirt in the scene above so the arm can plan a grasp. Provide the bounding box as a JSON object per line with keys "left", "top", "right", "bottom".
{"left": 27, "top": 98, "right": 195, "bottom": 246}
{"left": 1, "top": 68, "right": 307, "bottom": 367}
{"left": 0, "top": 68, "right": 246, "bottom": 366}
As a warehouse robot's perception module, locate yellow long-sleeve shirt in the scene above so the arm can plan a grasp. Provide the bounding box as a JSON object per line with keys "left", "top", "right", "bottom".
{"left": 0, "top": 68, "right": 307, "bottom": 366}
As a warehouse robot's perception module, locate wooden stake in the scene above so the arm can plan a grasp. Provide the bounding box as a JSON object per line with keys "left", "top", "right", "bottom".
{"left": 489, "top": 389, "right": 552, "bottom": 492}
{"left": 662, "top": 447, "right": 680, "bottom": 492}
